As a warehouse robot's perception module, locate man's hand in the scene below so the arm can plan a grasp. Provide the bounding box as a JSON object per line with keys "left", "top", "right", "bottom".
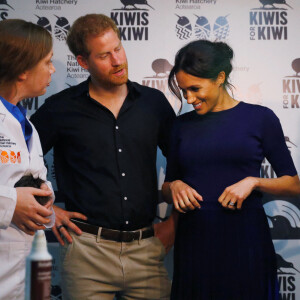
{"left": 153, "top": 211, "right": 178, "bottom": 254}
{"left": 13, "top": 187, "right": 53, "bottom": 235}
{"left": 52, "top": 205, "right": 87, "bottom": 246}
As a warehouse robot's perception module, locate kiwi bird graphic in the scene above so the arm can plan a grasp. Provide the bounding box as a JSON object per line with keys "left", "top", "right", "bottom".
{"left": 120, "top": 0, "right": 154, "bottom": 10}
{"left": 0, "top": 0, "right": 14, "bottom": 10}
{"left": 151, "top": 59, "right": 173, "bottom": 78}
{"left": 285, "top": 136, "right": 297, "bottom": 147}
{"left": 213, "top": 15, "right": 230, "bottom": 40}
{"left": 276, "top": 254, "right": 300, "bottom": 274}
{"left": 259, "top": 0, "right": 293, "bottom": 9}
{"left": 35, "top": 15, "right": 52, "bottom": 33}
{"left": 194, "top": 15, "right": 210, "bottom": 39}
{"left": 175, "top": 15, "right": 192, "bottom": 40}
{"left": 54, "top": 15, "right": 70, "bottom": 41}
{"left": 267, "top": 215, "right": 291, "bottom": 238}
{"left": 291, "top": 58, "right": 300, "bottom": 77}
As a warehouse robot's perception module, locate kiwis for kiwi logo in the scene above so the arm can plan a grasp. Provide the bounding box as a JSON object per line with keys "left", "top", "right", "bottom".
{"left": 0, "top": 0, "right": 14, "bottom": 20}
{"left": 249, "top": 0, "right": 291, "bottom": 41}
{"left": 283, "top": 59, "right": 300, "bottom": 109}
{"left": 110, "top": 1, "right": 153, "bottom": 41}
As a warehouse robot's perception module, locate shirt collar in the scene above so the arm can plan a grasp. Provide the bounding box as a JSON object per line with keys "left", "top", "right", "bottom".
{"left": 71, "top": 77, "right": 141, "bottom": 99}
{"left": 0, "top": 96, "right": 27, "bottom": 117}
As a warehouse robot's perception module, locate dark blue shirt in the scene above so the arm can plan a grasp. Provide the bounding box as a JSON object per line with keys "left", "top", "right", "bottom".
{"left": 0, "top": 96, "right": 32, "bottom": 148}
{"left": 165, "top": 101, "right": 297, "bottom": 209}
{"left": 31, "top": 79, "right": 175, "bottom": 230}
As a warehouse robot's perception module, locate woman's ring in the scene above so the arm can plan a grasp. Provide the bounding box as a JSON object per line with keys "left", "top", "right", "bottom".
{"left": 56, "top": 225, "right": 64, "bottom": 230}
{"left": 229, "top": 202, "right": 235, "bottom": 206}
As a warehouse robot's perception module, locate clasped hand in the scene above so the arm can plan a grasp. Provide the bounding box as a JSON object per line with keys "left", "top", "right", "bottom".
{"left": 170, "top": 177, "right": 258, "bottom": 213}
{"left": 218, "top": 177, "right": 258, "bottom": 210}
{"left": 13, "top": 186, "right": 53, "bottom": 235}
{"left": 169, "top": 180, "right": 203, "bottom": 213}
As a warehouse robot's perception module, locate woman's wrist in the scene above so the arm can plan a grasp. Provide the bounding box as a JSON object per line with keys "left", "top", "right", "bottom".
{"left": 169, "top": 180, "right": 180, "bottom": 191}
{"left": 249, "top": 177, "right": 260, "bottom": 191}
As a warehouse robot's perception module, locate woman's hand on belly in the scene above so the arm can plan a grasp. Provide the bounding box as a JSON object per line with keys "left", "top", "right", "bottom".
{"left": 218, "top": 177, "right": 259, "bottom": 210}
{"left": 169, "top": 180, "right": 203, "bottom": 213}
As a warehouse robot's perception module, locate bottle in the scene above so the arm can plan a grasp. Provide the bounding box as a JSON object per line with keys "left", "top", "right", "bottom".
{"left": 25, "top": 230, "right": 52, "bottom": 300}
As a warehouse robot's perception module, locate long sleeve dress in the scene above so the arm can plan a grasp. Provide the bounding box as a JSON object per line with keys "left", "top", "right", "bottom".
{"left": 165, "top": 102, "right": 297, "bottom": 300}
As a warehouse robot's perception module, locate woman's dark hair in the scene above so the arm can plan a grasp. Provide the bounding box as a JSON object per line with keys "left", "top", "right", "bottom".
{"left": 168, "top": 40, "right": 234, "bottom": 113}
{"left": 0, "top": 19, "right": 52, "bottom": 86}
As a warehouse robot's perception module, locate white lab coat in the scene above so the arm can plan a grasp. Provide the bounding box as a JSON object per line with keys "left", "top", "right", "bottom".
{"left": 0, "top": 101, "right": 55, "bottom": 300}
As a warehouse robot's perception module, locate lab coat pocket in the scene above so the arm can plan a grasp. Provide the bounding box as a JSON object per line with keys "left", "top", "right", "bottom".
{"left": 0, "top": 242, "right": 29, "bottom": 300}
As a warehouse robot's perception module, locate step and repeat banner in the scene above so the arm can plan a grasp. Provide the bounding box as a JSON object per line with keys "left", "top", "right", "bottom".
{"left": 1, "top": 0, "right": 299, "bottom": 298}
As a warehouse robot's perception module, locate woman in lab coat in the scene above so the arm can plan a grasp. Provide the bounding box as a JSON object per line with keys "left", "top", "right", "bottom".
{"left": 0, "top": 19, "right": 56, "bottom": 299}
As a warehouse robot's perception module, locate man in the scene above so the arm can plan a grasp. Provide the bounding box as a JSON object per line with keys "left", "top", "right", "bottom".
{"left": 31, "top": 14, "right": 176, "bottom": 300}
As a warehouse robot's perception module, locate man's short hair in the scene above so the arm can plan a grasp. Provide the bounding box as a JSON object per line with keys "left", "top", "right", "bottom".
{"left": 67, "top": 14, "right": 120, "bottom": 58}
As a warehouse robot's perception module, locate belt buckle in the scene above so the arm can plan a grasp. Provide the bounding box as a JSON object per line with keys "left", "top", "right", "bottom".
{"left": 121, "top": 230, "right": 135, "bottom": 242}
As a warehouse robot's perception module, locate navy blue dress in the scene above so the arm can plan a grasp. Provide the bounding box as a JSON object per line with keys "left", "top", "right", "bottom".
{"left": 165, "top": 102, "right": 297, "bottom": 300}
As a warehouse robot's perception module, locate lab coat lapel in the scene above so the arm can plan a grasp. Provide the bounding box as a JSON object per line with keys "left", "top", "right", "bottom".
{"left": 0, "top": 101, "right": 28, "bottom": 151}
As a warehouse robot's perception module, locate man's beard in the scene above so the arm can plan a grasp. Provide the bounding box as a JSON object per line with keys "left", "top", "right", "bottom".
{"left": 99, "top": 63, "right": 128, "bottom": 88}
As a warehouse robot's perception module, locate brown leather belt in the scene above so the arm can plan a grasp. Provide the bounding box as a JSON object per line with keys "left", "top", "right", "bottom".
{"left": 71, "top": 219, "right": 154, "bottom": 242}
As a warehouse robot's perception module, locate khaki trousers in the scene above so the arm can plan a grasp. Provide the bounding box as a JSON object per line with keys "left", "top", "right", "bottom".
{"left": 60, "top": 230, "right": 171, "bottom": 300}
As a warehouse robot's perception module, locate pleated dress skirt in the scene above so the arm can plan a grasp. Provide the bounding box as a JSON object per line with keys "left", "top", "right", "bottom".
{"left": 171, "top": 200, "right": 280, "bottom": 300}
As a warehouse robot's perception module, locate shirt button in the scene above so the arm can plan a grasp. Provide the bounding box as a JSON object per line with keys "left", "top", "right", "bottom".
{"left": 115, "top": 126, "right": 119, "bottom": 130}
{"left": 118, "top": 149, "right": 122, "bottom": 152}
{"left": 124, "top": 197, "right": 127, "bottom": 200}
{"left": 122, "top": 173, "right": 125, "bottom": 177}
{"left": 125, "top": 221, "right": 129, "bottom": 224}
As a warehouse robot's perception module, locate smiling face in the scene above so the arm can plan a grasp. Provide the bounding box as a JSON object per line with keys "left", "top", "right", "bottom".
{"left": 175, "top": 70, "right": 224, "bottom": 115}
{"left": 78, "top": 29, "right": 128, "bottom": 88}
{"left": 24, "top": 50, "right": 55, "bottom": 97}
